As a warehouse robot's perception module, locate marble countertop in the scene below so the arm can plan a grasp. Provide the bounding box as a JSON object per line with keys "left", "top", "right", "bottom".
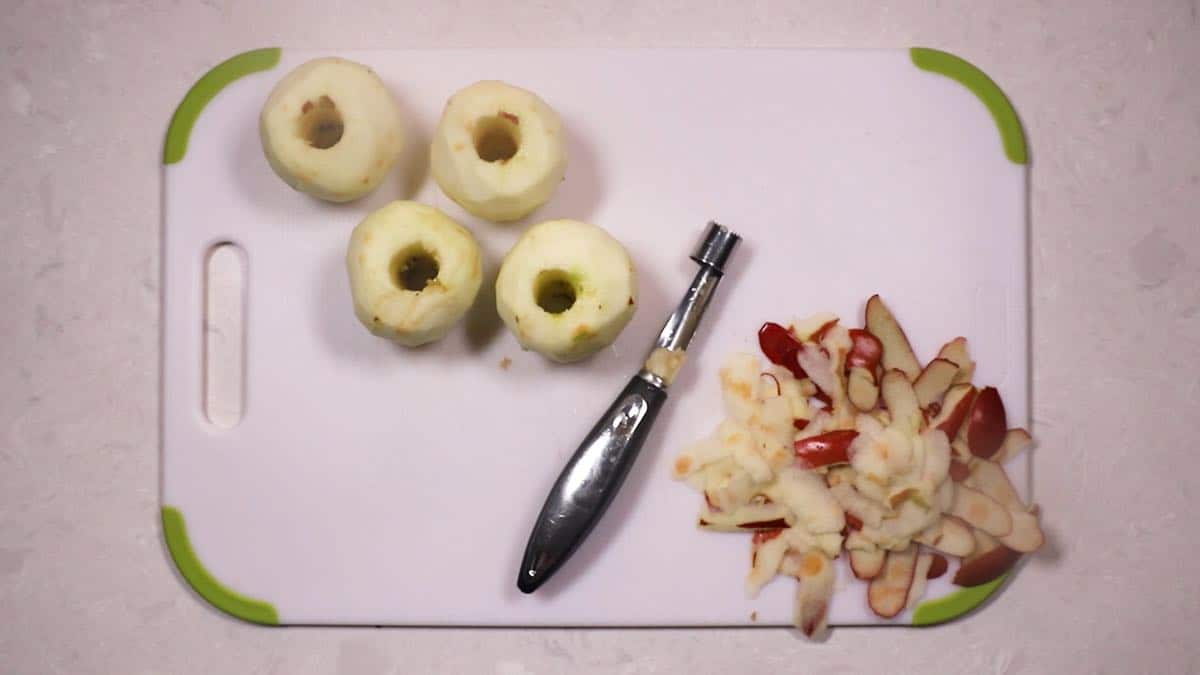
{"left": 2, "top": 2, "right": 1198, "bottom": 673}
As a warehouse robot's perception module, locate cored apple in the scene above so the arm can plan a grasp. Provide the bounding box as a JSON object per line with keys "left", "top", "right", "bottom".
{"left": 495, "top": 220, "right": 636, "bottom": 362}
{"left": 260, "top": 57, "right": 405, "bottom": 202}
{"left": 346, "top": 202, "right": 482, "bottom": 346}
{"left": 431, "top": 80, "right": 566, "bottom": 221}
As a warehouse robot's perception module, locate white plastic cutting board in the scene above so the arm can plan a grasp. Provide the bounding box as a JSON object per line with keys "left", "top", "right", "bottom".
{"left": 161, "top": 48, "right": 1029, "bottom": 626}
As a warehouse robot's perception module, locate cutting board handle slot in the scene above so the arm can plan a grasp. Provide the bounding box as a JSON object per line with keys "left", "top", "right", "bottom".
{"left": 204, "top": 242, "right": 247, "bottom": 429}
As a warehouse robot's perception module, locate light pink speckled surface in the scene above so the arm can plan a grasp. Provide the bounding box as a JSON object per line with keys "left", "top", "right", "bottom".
{"left": 1, "top": 1, "right": 1198, "bottom": 673}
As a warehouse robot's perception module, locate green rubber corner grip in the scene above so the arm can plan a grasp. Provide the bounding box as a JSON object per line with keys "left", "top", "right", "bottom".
{"left": 910, "top": 572, "right": 1008, "bottom": 626}
{"left": 161, "top": 506, "right": 279, "bottom": 625}
{"left": 162, "top": 47, "right": 281, "bottom": 165}
{"left": 910, "top": 47, "right": 1028, "bottom": 165}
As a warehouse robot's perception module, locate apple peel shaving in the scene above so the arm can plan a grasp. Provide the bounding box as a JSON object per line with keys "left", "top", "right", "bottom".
{"left": 672, "top": 295, "right": 1042, "bottom": 638}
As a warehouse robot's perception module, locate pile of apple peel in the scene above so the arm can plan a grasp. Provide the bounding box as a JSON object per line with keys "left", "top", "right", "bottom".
{"left": 672, "top": 295, "right": 1041, "bottom": 639}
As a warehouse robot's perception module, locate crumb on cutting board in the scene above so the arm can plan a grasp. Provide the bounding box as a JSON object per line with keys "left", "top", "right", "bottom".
{"left": 499, "top": 357, "right": 512, "bottom": 370}
{"left": 750, "top": 611, "right": 758, "bottom": 622}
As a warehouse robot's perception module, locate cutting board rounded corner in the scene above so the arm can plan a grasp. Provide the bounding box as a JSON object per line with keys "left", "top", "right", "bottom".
{"left": 910, "top": 572, "right": 1011, "bottom": 627}
{"left": 909, "top": 46, "right": 1029, "bottom": 165}
{"left": 160, "top": 505, "right": 281, "bottom": 625}
{"left": 163, "top": 47, "right": 283, "bottom": 166}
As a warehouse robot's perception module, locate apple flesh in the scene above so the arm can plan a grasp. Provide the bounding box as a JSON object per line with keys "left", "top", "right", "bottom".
{"left": 998, "top": 506, "right": 1045, "bottom": 553}
{"left": 905, "top": 552, "right": 935, "bottom": 610}
{"left": 346, "top": 201, "right": 484, "bottom": 346}
{"left": 875, "top": 499, "right": 940, "bottom": 545}
{"left": 865, "top": 295, "right": 922, "bottom": 380}
{"left": 796, "top": 343, "right": 838, "bottom": 401}
{"left": 949, "top": 484, "right": 1013, "bottom": 537}
{"left": 828, "top": 482, "right": 887, "bottom": 528}
{"left": 951, "top": 438, "right": 973, "bottom": 462}
{"left": 789, "top": 550, "right": 835, "bottom": 639}
{"left": 672, "top": 434, "right": 728, "bottom": 479}
{"left": 431, "top": 80, "right": 567, "bottom": 221}
{"left": 920, "top": 428, "right": 952, "bottom": 487}
{"left": 261, "top": 58, "right": 406, "bottom": 202}
{"left": 937, "top": 337, "right": 976, "bottom": 384}
{"left": 935, "top": 477, "right": 955, "bottom": 512}
{"left": 963, "top": 461, "right": 1044, "bottom": 552}
{"left": 810, "top": 319, "right": 840, "bottom": 344}
{"left": 914, "top": 358, "right": 960, "bottom": 409}
{"left": 849, "top": 547, "right": 886, "bottom": 580}
{"left": 929, "top": 384, "right": 975, "bottom": 439}
{"left": 914, "top": 515, "right": 976, "bottom": 557}
{"left": 965, "top": 386, "right": 1007, "bottom": 459}
{"left": 880, "top": 369, "right": 923, "bottom": 434}
{"left": 698, "top": 500, "right": 791, "bottom": 532}
{"left": 788, "top": 312, "right": 839, "bottom": 341}
{"left": 495, "top": 220, "right": 636, "bottom": 362}
{"left": 993, "top": 428, "right": 1033, "bottom": 465}
{"left": 746, "top": 530, "right": 788, "bottom": 596}
{"left": 766, "top": 468, "right": 846, "bottom": 534}
{"left": 867, "top": 545, "right": 918, "bottom": 618}
{"left": 965, "top": 460, "right": 1024, "bottom": 510}
{"left": 847, "top": 366, "right": 879, "bottom": 411}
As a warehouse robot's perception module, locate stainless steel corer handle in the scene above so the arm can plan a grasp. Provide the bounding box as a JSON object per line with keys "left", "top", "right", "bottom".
{"left": 517, "top": 222, "right": 741, "bottom": 593}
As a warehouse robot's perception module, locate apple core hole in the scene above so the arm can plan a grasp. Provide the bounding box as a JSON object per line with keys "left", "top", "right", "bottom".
{"left": 534, "top": 270, "right": 577, "bottom": 314}
{"left": 298, "top": 95, "right": 344, "bottom": 149}
{"left": 473, "top": 115, "right": 520, "bottom": 162}
{"left": 390, "top": 247, "right": 440, "bottom": 292}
